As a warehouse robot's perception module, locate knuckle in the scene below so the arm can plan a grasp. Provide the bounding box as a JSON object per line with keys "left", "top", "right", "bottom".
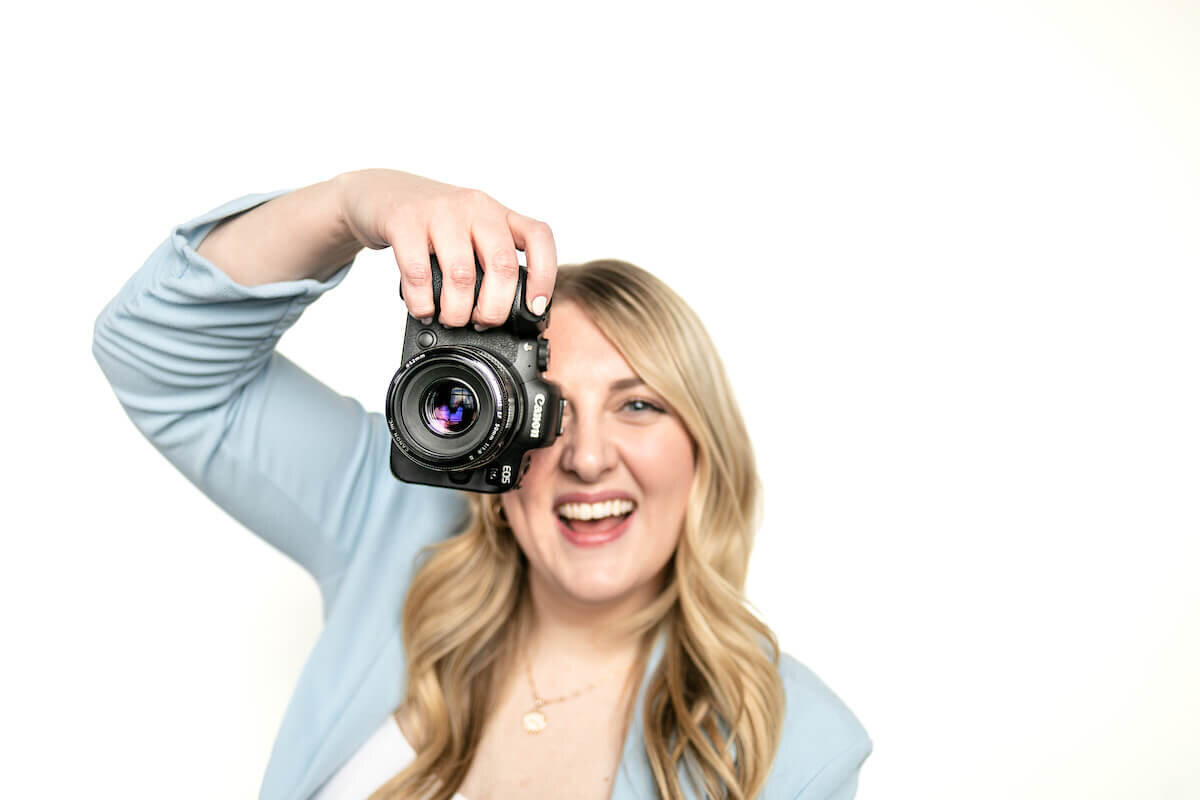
{"left": 487, "top": 249, "right": 519, "bottom": 276}
{"left": 464, "top": 187, "right": 494, "bottom": 207}
{"left": 430, "top": 194, "right": 461, "bottom": 221}
{"left": 401, "top": 260, "right": 431, "bottom": 286}
{"left": 389, "top": 199, "right": 419, "bottom": 221}
{"left": 446, "top": 264, "right": 477, "bottom": 289}
{"left": 512, "top": 212, "right": 552, "bottom": 239}
{"left": 389, "top": 203, "right": 428, "bottom": 236}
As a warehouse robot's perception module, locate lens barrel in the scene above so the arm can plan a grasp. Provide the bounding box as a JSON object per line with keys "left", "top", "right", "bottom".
{"left": 387, "top": 346, "right": 520, "bottom": 471}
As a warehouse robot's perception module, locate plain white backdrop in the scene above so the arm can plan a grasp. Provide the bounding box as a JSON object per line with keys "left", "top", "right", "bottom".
{"left": 3, "top": 0, "right": 1197, "bottom": 797}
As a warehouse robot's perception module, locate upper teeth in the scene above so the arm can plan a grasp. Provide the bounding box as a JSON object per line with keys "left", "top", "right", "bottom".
{"left": 556, "top": 499, "right": 636, "bottom": 520}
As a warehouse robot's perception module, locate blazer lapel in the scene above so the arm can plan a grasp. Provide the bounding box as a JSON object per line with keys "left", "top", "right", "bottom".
{"left": 612, "top": 627, "right": 676, "bottom": 800}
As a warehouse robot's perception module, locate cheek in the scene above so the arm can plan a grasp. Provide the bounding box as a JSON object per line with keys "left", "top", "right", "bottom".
{"left": 629, "top": 431, "right": 695, "bottom": 521}
{"left": 639, "top": 425, "right": 694, "bottom": 479}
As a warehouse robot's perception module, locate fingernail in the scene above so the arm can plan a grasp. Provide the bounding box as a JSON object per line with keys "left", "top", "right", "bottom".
{"left": 419, "top": 316, "right": 433, "bottom": 326}
{"left": 529, "top": 296, "right": 548, "bottom": 316}
{"left": 473, "top": 323, "right": 486, "bottom": 332}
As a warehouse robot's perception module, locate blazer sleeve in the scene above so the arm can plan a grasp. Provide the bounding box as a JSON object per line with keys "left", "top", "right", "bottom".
{"left": 92, "top": 187, "right": 454, "bottom": 609}
{"left": 793, "top": 734, "right": 872, "bottom": 799}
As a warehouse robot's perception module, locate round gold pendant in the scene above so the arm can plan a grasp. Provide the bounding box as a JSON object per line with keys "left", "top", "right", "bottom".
{"left": 523, "top": 710, "right": 547, "bottom": 733}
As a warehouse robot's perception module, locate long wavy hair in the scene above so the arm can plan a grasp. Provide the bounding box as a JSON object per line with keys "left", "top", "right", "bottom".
{"left": 371, "top": 260, "right": 786, "bottom": 799}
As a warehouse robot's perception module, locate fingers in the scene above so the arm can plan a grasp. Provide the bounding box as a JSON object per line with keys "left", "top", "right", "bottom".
{"left": 386, "top": 184, "right": 555, "bottom": 329}
{"left": 470, "top": 213, "right": 520, "bottom": 330}
{"left": 389, "top": 215, "right": 434, "bottom": 322}
{"left": 429, "top": 214, "right": 479, "bottom": 328}
{"left": 507, "top": 211, "right": 557, "bottom": 316}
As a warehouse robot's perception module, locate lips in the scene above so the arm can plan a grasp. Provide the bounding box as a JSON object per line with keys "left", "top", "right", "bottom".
{"left": 556, "top": 507, "right": 635, "bottom": 547}
{"left": 552, "top": 490, "right": 638, "bottom": 548}
{"left": 552, "top": 489, "right": 637, "bottom": 507}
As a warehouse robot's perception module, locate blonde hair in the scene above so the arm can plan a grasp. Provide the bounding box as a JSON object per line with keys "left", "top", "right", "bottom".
{"left": 372, "top": 260, "right": 785, "bottom": 799}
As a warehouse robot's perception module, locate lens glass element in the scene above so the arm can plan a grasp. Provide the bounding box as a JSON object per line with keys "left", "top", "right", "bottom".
{"left": 422, "top": 379, "right": 478, "bottom": 436}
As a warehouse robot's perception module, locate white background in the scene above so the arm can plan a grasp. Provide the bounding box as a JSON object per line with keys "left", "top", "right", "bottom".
{"left": 3, "top": 1, "right": 1197, "bottom": 797}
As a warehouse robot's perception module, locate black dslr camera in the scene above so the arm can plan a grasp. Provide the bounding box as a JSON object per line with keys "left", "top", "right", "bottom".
{"left": 385, "top": 255, "right": 565, "bottom": 493}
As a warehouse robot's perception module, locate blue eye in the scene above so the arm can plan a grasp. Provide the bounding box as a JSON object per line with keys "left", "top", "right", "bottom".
{"left": 624, "top": 399, "right": 663, "bottom": 413}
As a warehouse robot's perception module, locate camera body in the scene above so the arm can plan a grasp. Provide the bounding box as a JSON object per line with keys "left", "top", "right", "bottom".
{"left": 385, "top": 255, "right": 565, "bottom": 493}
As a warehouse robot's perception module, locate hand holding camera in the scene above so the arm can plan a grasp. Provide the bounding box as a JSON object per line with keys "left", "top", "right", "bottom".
{"left": 335, "top": 168, "right": 564, "bottom": 493}
{"left": 336, "top": 168, "right": 558, "bottom": 326}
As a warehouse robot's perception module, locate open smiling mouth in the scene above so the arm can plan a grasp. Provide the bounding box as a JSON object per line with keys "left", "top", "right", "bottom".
{"left": 554, "top": 503, "right": 638, "bottom": 534}
{"left": 557, "top": 510, "right": 635, "bottom": 535}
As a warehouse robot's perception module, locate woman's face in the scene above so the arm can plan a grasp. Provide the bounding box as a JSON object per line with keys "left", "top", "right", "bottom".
{"left": 500, "top": 300, "right": 696, "bottom": 612}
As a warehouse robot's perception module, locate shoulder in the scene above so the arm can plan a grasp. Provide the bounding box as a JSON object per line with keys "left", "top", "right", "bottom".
{"left": 760, "top": 651, "right": 873, "bottom": 799}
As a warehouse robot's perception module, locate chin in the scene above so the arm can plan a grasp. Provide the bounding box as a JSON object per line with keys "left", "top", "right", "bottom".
{"left": 555, "top": 568, "right": 641, "bottom": 606}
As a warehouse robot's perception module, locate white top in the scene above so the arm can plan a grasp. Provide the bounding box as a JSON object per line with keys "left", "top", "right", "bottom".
{"left": 313, "top": 714, "right": 470, "bottom": 800}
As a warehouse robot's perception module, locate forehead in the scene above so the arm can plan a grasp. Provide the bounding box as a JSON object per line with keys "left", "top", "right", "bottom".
{"left": 543, "top": 300, "right": 638, "bottom": 387}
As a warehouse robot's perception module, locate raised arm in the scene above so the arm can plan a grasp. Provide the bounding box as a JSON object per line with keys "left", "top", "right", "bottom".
{"left": 193, "top": 175, "right": 362, "bottom": 286}
{"left": 92, "top": 171, "right": 557, "bottom": 612}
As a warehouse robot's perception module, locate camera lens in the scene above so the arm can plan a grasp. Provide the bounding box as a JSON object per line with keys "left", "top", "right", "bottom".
{"left": 421, "top": 379, "right": 478, "bottom": 436}
{"left": 386, "top": 346, "right": 520, "bottom": 472}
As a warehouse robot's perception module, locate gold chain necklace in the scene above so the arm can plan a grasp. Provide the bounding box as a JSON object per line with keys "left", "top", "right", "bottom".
{"left": 521, "top": 657, "right": 619, "bottom": 734}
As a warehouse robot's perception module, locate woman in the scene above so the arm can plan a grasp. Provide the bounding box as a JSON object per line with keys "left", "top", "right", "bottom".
{"left": 92, "top": 169, "right": 872, "bottom": 799}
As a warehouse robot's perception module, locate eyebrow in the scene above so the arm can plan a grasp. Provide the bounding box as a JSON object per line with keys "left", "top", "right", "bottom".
{"left": 609, "top": 377, "right": 646, "bottom": 392}
{"left": 561, "top": 377, "right": 653, "bottom": 403}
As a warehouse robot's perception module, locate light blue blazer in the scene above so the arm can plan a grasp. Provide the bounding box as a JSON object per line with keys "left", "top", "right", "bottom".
{"left": 92, "top": 188, "right": 873, "bottom": 799}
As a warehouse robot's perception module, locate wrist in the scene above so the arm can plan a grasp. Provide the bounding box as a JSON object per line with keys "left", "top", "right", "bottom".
{"left": 196, "top": 176, "right": 363, "bottom": 287}
{"left": 300, "top": 174, "right": 364, "bottom": 283}
{"left": 328, "top": 171, "right": 356, "bottom": 251}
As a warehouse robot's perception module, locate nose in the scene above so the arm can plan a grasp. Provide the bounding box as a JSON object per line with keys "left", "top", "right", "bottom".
{"left": 557, "top": 405, "right": 616, "bottom": 482}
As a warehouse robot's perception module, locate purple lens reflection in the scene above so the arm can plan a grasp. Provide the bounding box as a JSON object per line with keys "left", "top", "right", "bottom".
{"left": 423, "top": 380, "right": 478, "bottom": 436}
